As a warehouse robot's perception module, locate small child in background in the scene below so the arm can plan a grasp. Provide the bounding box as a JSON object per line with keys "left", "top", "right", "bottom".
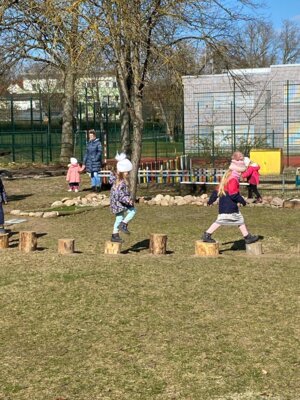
{"left": 66, "top": 157, "right": 85, "bottom": 192}
{"left": 109, "top": 153, "right": 136, "bottom": 243}
{"left": 202, "top": 159, "right": 259, "bottom": 244}
{"left": 242, "top": 157, "right": 262, "bottom": 203}
{"left": 0, "top": 177, "right": 8, "bottom": 233}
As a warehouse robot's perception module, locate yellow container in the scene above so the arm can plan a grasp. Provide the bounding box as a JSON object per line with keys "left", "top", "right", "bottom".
{"left": 249, "top": 148, "right": 283, "bottom": 175}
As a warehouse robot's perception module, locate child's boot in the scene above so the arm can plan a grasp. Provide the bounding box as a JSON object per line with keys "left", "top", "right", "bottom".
{"left": 202, "top": 231, "right": 216, "bottom": 243}
{"left": 111, "top": 233, "right": 124, "bottom": 243}
{"left": 244, "top": 233, "right": 259, "bottom": 244}
{"left": 119, "top": 221, "right": 130, "bottom": 234}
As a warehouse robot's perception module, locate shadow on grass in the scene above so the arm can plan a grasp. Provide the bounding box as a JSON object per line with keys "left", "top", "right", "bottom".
{"left": 122, "top": 239, "right": 174, "bottom": 255}
{"left": 7, "top": 231, "right": 48, "bottom": 251}
{"left": 122, "top": 239, "right": 150, "bottom": 254}
{"left": 8, "top": 193, "right": 33, "bottom": 202}
{"left": 220, "top": 235, "right": 264, "bottom": 253}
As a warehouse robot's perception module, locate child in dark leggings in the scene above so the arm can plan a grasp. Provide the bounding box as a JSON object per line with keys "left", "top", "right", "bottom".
{"left": 242, "top": 157, "right": 262, "bottom": 203}
{"left": 0, "top": 177, "right": 8, "bottom": 233}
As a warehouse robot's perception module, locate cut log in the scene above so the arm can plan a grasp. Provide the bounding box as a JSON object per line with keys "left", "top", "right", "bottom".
{"left": 149, "top": 234, "right": 168, "bottom": 255}
{"left": 195, "top": 240, "right": 219, "bottom": 256}
{"left": 283, "top": 200, "right": 295, "bottom": 209}
{"left": 246, "top": 242, "right": 262, "bottom": 256}
{"left": 0, "top": 233, "right": 9, "bottom": 249}
{"left": 58, "top": 238, "right": 75, "bottom": 254}
{"left": 104, "top": 241, "right": 122, "bottom": 254}
{"left": 19, "top": 231, "right": 37, "bottom": 252}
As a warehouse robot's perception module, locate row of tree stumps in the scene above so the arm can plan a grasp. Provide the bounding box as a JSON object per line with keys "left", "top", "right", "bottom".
{"left": 0, "top": 232, "right": 262, "bottom": 256}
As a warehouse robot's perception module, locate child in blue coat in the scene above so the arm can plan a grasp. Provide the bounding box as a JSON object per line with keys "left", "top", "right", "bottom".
{"left": 0, "top": 177, "right": 8, "bottom": 233}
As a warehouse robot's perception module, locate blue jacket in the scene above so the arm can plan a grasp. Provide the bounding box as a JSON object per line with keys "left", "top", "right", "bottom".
{"left": 0, "top": 178, "right": 7, "bottom": 203}
{"left": 83, "top": 138, "right": 102, "bottom": 173}
{"left": 208, "top": 177, "right": 246, "bottom": 213}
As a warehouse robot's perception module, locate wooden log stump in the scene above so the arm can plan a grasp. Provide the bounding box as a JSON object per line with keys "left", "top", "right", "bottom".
{"left": 195, "top": 240, "right": 219, "bottom": 256}
{"left": 0, "top": 233, "right": 9, "bottom": 249}
{"left": 58, "top": 238, "right": 75, "bottom": 255}
{"left": 149, "top": 234, "right": 168, "bottom": 255}
{"left": 104, "top": 241, "right": 122, "bottom": 254}
{"left": 19, "top": 231, "right": 37, "bottom": 252}
{"left": 246, "top": 242, "right": 262, "bottom": 256}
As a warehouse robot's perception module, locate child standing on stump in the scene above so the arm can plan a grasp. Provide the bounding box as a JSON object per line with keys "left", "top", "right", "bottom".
{"left": 202, "top": 159, "right": 259, "bottom": 245}
{"left": 66, "top": 157, "right": 85, "bottom": 192}
{"left": 0, "top": 177, "right": 8, "bottom": 233}
{"left": 242, "top": 157, "right": 262, "bottom": 203}
{"left": 109, "top": 153, "right": 136, "bottom": 243}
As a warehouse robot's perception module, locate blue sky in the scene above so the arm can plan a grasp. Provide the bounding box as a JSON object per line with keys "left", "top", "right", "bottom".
{"left": 263, "top": 0, "right": 300, "bottom": 28}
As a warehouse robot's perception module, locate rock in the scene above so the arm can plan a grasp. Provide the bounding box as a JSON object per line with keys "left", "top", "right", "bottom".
{"left": 154, "top": 194, "right": 164, "bottom": 202}
{"left": 51, "top": 201, "right": 64, "bottom": 208}
{"left": 43, "top": 211, "right": 59, "bottom": 218}
{"left": 270, "top": 197, "right": 284, "bottom": 207}
{"left": 33, "top": 212, "right": 44, "bottom": 217}
{"left": 64, "top": 200, "right": 76, "bottom": 207}
{"left": 100, "top": 198, "right": 110, "bottom": 207}
{"left": 160, "top": 199, "right": 170, "bottom": 206}
{"left": 10, "top": 209, "right": 22, "bottom": 215}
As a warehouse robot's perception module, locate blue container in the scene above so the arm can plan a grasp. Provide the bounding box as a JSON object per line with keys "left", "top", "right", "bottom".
{"left": 296, "top": 167, "right": 300, "bottom": 187}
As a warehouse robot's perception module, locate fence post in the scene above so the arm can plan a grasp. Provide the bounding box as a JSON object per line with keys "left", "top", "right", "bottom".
{"left": 233, "top": 81, "right": 236, "bottom": 151}
{"left": 30, "top": 97, "right": 35, "bottom": 162}
{"left": 10, "top": 96, "right": 15, "bottom": 162}
{"left": 286, "top": 80, "right": 289, "bottom": 167}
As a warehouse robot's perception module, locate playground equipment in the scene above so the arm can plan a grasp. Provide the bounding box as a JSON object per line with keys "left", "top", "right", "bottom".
{"left": 58, "top": 238, "right": 75, "bottom": 254}
{"left": 149, "top": 234, "right": 168, "bottom": 255}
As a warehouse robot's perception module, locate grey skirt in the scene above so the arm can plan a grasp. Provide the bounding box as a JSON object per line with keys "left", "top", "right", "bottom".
{"left": 216, "top": 212, "right": 244, "bottom": 226}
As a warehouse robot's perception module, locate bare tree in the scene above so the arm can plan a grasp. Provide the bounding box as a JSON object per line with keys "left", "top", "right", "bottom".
{"left": 0, "top": 0, "right": 102, "bottom": 163}
{"left": 91, "top": 0, "right": 259, "bottom": 196}
{"left": 278, "top": 19, "right": 300, "bottom": 64}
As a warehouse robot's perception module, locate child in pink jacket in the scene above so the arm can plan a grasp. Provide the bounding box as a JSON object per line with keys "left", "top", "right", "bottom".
{"left": 66, "top": 157, "right": 85, "bottom": 192}
{"left": 242, "top": 157, "right": 262, "bottom": 203}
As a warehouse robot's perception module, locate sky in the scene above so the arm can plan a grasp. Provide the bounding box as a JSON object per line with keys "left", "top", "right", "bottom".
{"left": 263, "top": 0, "right": 300, "bottom": 28}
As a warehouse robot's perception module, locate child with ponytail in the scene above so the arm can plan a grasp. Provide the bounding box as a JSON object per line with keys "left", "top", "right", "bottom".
{"left": 202, "top": 159, "right": 259, "bottom": 244}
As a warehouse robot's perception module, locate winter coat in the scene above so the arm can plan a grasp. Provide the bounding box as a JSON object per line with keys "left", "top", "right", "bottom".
{"left": 242, "top": 164, "right": 260, "bottom": 185}
{"left": 66, "top": 164, "right": 85, "bottom": 183}
{"left": 109, "top": 173, "right": 133, "bottom": 214}
{"left": 0, "top": 178, "right": 7, "bottom": 203}
{"left": 83, "top": 138, "right": 102, "bottom": 173}
{"left": 208, "top": 175, "right": 246, "bottom": 214}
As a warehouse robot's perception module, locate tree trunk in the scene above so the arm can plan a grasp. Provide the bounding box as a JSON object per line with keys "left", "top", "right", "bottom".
{"left": 60, "top": 66, "right": 75, "bottom": 164}
{"left": 117, "top": 70, "right": 132, "bottom": 156}
{"left": 130, "top": 96, "right": 143, "bottom": 198}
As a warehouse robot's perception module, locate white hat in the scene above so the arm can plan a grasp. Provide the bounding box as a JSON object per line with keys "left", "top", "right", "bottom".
{"left": 243, "top": 157, "right": 251, "bottom": 167}
{"left": 115, "top": 152, "right": 133, "bottom": 172}
{"left": 70, "top": 157, "right": 78, "bottom": 165}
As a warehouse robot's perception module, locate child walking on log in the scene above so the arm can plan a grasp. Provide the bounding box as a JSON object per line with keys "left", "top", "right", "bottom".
{"left": 109, "top": 153, "right": 136, "bottom": 243}
{"left": 202, "top": 159, "right": 259, "bottom": 244}
{"left": 242, "top": 157, "right": 262, "bottom": 203}
{"left": 0, "top": 177, "right": 8, "bottom": 233}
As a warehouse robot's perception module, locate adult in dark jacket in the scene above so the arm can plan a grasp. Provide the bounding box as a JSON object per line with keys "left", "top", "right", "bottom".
{"left": 83, "top": 129, "right": 102, "bottom": 191}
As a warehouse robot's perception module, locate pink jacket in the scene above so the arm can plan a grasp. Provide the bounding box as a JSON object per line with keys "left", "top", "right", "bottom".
{"left": 242, "top": 164, "right": 260, "bottom": 185}
{"left": 66, "top": 164, "right": 84, "bottom": 183}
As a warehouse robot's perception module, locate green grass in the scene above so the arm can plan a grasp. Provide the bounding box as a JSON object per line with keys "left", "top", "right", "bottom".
{"left": 0, "top": 175, "right": 299, "bottom": 399}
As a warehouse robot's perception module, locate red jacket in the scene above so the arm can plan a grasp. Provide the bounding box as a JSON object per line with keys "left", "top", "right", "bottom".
{"left": 242, "top": 164, "right": 260, "bottom": 185}
{"left": 66, "top": 164, "right": 84, "bottom": 183}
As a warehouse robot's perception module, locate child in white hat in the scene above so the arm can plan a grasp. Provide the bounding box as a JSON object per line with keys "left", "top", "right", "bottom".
{"left": 109, "top": 153, "right": 136, "bottom": 243}
{"left": 242, "top": 157, "right": 262, "bottom": 203}
{"left": 66, "top": 157, "right": 85, "bottom": 192}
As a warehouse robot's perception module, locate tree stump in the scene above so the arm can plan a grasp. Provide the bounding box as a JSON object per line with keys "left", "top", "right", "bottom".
{"left": 58, "top": 238, "right": 75, "bottom": 255}
{"left": 104, "top": 241, "right": 122, "bottom": 254}
{"left": 19, "top": 231, "right": 37, "bottom": 252}
{"left": 195, "top": 240, "right": 219, "bottom": 256}
{"left": 149, "top": 234, "right": 168, "bottom": 255}
{"left": 0, "top": 233, "right": 9, "bottom": 249}
{"left": 246, "top": 242, "right": 262, "bottom": 256}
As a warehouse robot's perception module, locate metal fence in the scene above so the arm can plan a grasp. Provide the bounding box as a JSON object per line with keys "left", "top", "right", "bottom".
{"left": 1, "top": 79, "right": 300, "bottom": 167}
{"left": 183, "top": 77, "right": 300, "bottom": 167}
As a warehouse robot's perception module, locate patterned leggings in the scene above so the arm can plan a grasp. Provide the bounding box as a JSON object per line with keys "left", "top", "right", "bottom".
{"left": 113, "top": 207, "right": 136, "bottom": 234}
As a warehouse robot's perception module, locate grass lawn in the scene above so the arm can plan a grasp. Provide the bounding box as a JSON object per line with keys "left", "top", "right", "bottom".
{"left": 0, "top": 175, "right": 299, "bottom": 400}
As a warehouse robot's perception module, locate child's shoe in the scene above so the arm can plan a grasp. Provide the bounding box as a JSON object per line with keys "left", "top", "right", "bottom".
{"left": 244, "top": 233, "right": 259, "bottom": 244}
{"left": 68, "top": 188, "right": 73, "bottom": 192}
{"left": 202, "top": 232, "right": 216, "bottom": 243}
{"left": 0, "top": 227, "right": 6, "bottom": 234}
{"left": 119, "top": 221, "right": 130, "bottom": 234}
{"left": 74, "top": 189, "right": 79, "bottom": 193}
{"left": 111, "top": 233, "right": 124, "bottom": 243}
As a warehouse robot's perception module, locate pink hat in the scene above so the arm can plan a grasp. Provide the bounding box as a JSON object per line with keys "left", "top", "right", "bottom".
{"left": 229, "top": 159, "right": 246, "bottom": 172}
